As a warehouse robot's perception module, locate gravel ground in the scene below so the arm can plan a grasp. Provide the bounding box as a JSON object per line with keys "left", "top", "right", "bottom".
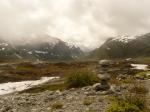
{"left": 0, "top": 86, "right": 109, "bottom": 112}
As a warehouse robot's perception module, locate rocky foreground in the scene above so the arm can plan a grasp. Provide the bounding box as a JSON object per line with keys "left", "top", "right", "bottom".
{"left": 0, "top": 60, "right": 149, "bottom": 112}
{"left": 0, "top": 86, "right": 112, "bottom": 112}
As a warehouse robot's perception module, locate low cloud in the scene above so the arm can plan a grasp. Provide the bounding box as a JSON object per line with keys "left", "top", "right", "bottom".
{"left": 0, "top": 0, "right": 150, "bottom": 49}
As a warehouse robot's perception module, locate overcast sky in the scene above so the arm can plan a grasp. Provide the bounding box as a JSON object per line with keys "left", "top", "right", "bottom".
{"left": 0, "top": 0, "right": 150, "bottom": 49}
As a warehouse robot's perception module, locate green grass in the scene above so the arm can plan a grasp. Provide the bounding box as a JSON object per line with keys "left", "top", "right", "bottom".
{"left": 21, "top": 68, "right": 99, "bottom": 93}
{"left": 135, "top": 71, "right": 150, "bottom": 79}
{"left": 66, "top": 69, "right": 99, "bottom": 88}
{"left": 21, "top": 83, "right": 66, "bottom": 93}
{"left": 107, "top": 95, "right": 146, "bottom": 112}
{"left": 107, "top": 101, "right": 140, "bottom": 112}
{"left": 1, "top": 61, "right": 97, "bottom": 83}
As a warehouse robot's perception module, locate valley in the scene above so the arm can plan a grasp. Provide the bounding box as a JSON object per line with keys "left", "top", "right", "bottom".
{"left": 1, "top": 1, "right": 150, "bottom": 111}
{"left": 0, "top": 33, "right": 150, "bottom": 112}
{"left": 0, "top": 59, "right": 149, "bottom": 112}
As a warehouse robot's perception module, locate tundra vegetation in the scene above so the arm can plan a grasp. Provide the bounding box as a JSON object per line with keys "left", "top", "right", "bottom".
{"left": 0, "top": 59, "right": 149, "bottom": 112}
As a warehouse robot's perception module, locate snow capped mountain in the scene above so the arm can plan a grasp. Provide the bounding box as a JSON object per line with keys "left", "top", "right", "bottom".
{"left": 90, "top": 33, "right": 150, "bottom": 59}
{"left": 0, "top": 36, "right": 84, "bottom": 61}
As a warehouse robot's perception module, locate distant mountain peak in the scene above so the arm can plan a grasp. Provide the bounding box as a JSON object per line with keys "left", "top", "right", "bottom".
{"left": 0, "top": 36, "right": 84, "bottom": 61}
{"left": 90, "top": 32, "right": 150, "bottom": 59}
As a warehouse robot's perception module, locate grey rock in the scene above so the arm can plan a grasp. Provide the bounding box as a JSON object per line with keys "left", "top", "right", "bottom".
{"left": 95, "top": 84, "right": 110, "bottom": 92}
{"left": 99, "top": 60, "right": 112, "bottom": 66}
{"left": 92, "top": 83, "right": 100, "bottom": 88}
{"left": 98, "top": 74, "right": 111, "bottom": 81}
{"left": 0, "top": 87, "right": 108, "bottom": 112}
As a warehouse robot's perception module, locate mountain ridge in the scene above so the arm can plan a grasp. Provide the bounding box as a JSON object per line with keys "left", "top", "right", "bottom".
{"left": 0, "top": 36, "right": 84, "bottom": 61}
{"left": 90, "top": 33, "right": 150, "bottom": 59}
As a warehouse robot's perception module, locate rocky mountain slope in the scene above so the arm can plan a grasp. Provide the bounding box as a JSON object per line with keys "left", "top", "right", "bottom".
{"left": 0, "top": 36, "right": 83, "bottom": 61}
{"left": 90, "top": 33, "right": 150, "bottom": 59}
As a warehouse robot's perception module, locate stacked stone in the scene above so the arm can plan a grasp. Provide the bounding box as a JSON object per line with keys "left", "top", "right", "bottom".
{"left": 95, "top": 60, "right": 111, "bottom": 91}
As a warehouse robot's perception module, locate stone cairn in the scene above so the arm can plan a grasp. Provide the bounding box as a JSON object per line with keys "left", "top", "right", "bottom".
{"left": 95, "top": 60, "right": 111, "bottom": 92}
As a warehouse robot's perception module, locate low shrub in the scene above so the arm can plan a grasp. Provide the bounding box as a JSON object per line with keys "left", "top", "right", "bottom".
{"left": 107, "top": 101, "right": 140, "bottom": 112}
{"left": 66, "top": 69, "right": 99, "bottom": 88}
{"left": 125, "top": 95, "right": 145, "bottom": 110}
{"left": 21, "top": 83, "right": 66, "bottom": 93}
{"left": 135, "top": 71, "right": 150, "bottom": 79}
{"left": 107, "top": 94, "right": 146, "bottom": 112}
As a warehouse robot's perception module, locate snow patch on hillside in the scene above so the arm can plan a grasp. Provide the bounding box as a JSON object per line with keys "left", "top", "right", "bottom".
{"left": 112, "top": 35, "right": 138, "bottom": 43}
{"left": 35, "top": 50, "right": 48, "bottom": 54}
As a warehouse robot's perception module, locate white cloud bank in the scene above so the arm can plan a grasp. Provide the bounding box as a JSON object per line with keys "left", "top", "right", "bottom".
{"left": 0, "top": 0, "right": 150, "bottom": 49}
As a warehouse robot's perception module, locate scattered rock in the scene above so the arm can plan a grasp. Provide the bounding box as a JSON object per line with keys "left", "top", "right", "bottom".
{"left": 55, "top": 90, "right": 62, "bottom": 95}
{"left": 95, "top": 79, "right": 110, "bottom": 92}
{"left": 0, "top": 87, "right": 108, "bottom": 112}
{"left": 92, "top": 83, "right": 100, "bottom": 88}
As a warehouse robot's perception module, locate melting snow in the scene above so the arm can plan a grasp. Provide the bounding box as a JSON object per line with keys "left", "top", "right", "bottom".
{"left": 0, "top": 48, "right": 5, "bottom": 51}
{"left": 131, "top": 64, "right": 148, "bottom": 70}
{"left": 0, "top": 77, "right": 59, "bottom": 95}
{"left": 2, "top": 48, "right": 5, "bottom": 50}
{"left": 126, "top": 58, "right": 132, "bottom": 61}
{"left": 28, "top": 51, "right": 32, "bottom": 54}
{"left": 35, "top": 50, "right": 48, "bottom": 54}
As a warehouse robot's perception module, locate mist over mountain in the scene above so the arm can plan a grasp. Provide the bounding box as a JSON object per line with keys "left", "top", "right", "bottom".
{"left": 0, "top": 35, "right": 84, "bottom": 61}
{"left": 1, "top": 0, "right": 150, "bottom": 50}
{"left": 90, "top": 33, "right": 150, "bottom": 59}
{"left": 1, "top": 0, "right": 150, "bottom": 60}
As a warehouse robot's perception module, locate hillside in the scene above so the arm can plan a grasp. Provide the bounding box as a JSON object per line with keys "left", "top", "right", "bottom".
{"left": 90, "top": 33, "right": 150, "bottom": 59}
{"left": 0, "top": 36, "right": 83, "bottom": 61}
